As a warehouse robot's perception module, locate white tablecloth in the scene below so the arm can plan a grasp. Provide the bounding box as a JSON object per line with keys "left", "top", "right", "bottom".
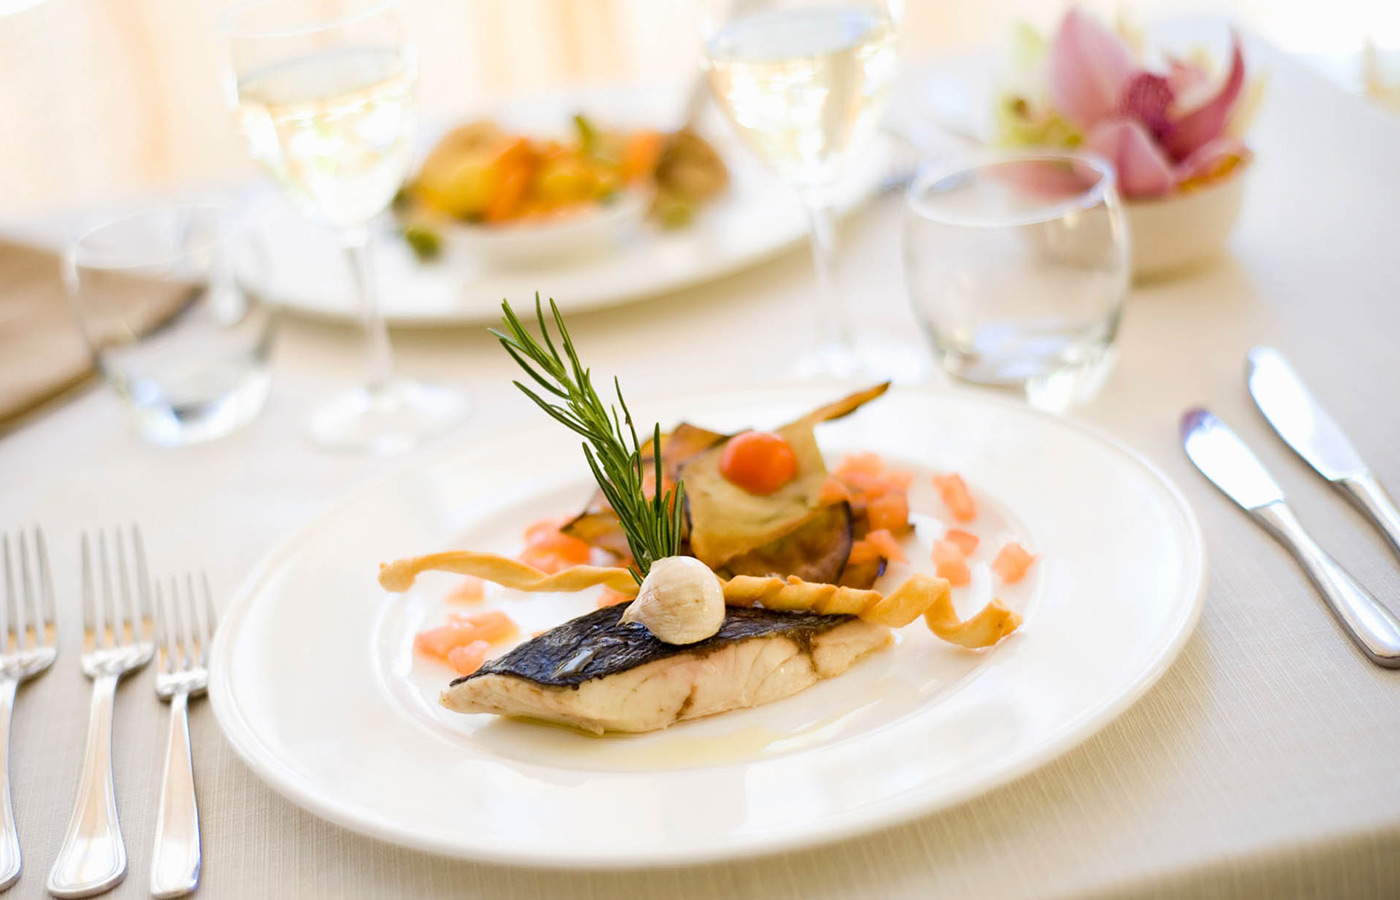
{"left": 3, "top": 35, "right": 1399, "bottom": 900}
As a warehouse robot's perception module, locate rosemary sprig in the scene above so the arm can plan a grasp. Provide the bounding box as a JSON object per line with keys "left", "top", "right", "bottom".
{"left": 491, "top": 295, "right": 685, "bottom": 583}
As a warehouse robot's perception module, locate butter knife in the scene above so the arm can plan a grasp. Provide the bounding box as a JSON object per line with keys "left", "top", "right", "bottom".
{"left": 1247, "top": 346, "right": 1400, "bottom": 562}
{"left": 1181, "top": 408, "right": 1400, "bottom": 667}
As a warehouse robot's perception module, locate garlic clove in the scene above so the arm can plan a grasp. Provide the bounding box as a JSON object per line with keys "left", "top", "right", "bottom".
{"left": 620, "top": 556, "right": 725, "bottom": 645}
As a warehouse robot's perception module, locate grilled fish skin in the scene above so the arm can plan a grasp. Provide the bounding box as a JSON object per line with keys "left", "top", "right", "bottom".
{"left": 442, "top": 603, "right": 892, "bottom": 734}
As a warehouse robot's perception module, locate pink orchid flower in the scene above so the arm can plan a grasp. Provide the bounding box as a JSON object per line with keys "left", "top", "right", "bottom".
{"left": 1047, "top": 7, "right": 1136, "bottom": 130}
{"left": 1045, "top": 7, "right": 1249, "bottom": 198}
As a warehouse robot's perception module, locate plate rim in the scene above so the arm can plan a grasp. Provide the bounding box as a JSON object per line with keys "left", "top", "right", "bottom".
{"left": 209, "top": 384, "right": 1207, "bottom": 868}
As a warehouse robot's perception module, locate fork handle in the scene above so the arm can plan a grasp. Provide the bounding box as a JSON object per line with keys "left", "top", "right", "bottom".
{"left": 47, "top": 673, "right": 126, "bottom": 898}
{"left": 150, "top": 693, "right": 199, "bottom": 899}
{"left": 0, "top": 678, "right": 19, "bottom": 891}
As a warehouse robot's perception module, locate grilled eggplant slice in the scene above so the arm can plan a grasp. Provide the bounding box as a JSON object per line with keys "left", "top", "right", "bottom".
{"left": 718, "top": 501, "right": 854, "bottom": 584}
{"left": 681, "top": 383, "right": 889, "bottom": 569}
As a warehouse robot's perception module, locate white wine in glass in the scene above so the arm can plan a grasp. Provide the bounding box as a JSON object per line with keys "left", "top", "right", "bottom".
{"left": 702, "top": 1, "right": 899, "bottom": 378}
{"left": 223, "top": 0, "right": 468, "bottom": 454}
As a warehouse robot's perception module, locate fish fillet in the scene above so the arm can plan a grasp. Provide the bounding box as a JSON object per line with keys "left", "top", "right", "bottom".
{"left": 441, "top": 603, "right": 892, "bottom": 734}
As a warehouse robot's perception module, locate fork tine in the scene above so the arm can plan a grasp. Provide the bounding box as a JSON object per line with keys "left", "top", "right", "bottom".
{"left": 183, "top": 573, "right": 200, "bottom": 669}
{"left": 36, "top": 527, "right": 56, "bottom": 647}
{"left": 199, "top": 572, "right": 216, "bottom": 667}
{"left": 132, "top": 524, "right": 153, "bottom": 643}
{"left": 115, "top": 528, "right": 136, "bottom": 646}
{"left": 81, "top": 532, "right": 95, "bottom": 651}
{"left": 97, "top": 530, "right": 114, "bottom": 649}
{"left": 2, "top": 535, "right": 13, "bottom": 654}
{"left": 154, "top": 580, "right": 174, "bottom": 675}
{"left": 16, "top": 531, "right": 32, "bottom": 652}
{"left": 170, "top": 577, "right": 189, "bottom": 670}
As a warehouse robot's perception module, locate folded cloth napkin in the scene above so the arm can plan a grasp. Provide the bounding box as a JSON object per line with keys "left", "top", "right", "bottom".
{"left": 0, "top": 239, "right": 188, "bottom": 430}
{"left": 0, "top": 240, "right": 92, "bottom": 428}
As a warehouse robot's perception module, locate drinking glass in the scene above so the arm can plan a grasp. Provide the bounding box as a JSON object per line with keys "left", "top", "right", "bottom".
{"left": 903, "top": 152, "right": 1130, "bottom": 411}
{"left": 698, "top": 0, "right": 900, "bottom": 378}
{"left": 221, "top": 0, "right": 468, "bottom": 454}
{"left": 67, "top": 204, "right": 275, "bottom": 446}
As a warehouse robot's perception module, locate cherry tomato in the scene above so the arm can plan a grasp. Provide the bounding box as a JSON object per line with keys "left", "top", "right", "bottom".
{"left": 719, "top": 431, "right": 798, "bottom": 495}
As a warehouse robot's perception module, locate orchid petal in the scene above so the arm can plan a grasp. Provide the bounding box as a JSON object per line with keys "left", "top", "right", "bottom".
{"left": 1119, "top": 71, "right": 1175, "bottom": 142}
{"left": 1087, "top": 118, "right": 1176, "bottom": 198}
{"left": 1174, "top": 136, "right": 1252, "bottom": 189}
{"left": 1047, "top": 7, "right": 1137, "bottom": 130}
{"left": 1165, "top": 32, "right": 1246, "bottom": 160}
{"left": 1166, "top": 57, "right": 1212, "bottom": 108}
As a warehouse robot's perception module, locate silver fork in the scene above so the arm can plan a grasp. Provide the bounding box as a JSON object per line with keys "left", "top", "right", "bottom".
{"left": 47, "top": 528, "right": 154, "bottom": 899}
{"left": 149, "top": 575, "right": 214, "bottom": 899}
{"left": 0, "top": 529, "right": 58, "bottom": 890}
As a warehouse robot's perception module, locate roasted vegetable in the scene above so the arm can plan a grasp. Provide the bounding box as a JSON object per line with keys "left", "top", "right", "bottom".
{"left": 680, "top": 383, "right": 890, "bottom": 569}
{"left": 561, "top": 422, "right": 727, "bottom": 555}
{"left": 401, "top": 118, "right": 728, "bottom": 233}
{"left": 718, "top": 501, "right": 854, "bottom": 585}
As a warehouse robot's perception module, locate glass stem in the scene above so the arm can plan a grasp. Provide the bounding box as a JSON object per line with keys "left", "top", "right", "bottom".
{"left": 343, "top": 227, "right": 395, "bottom": 395}
{"left": 799, "top": 188, "right": 854, "bottom": 360}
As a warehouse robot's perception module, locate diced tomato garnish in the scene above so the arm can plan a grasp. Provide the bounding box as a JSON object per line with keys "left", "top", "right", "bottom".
{"left": 834, "top": 452, "right": 885, "bottom": 478}
{"left": 443, "top": 610, "right": 518, "bottom": 643}
{"left": 520, "top": 518, "right": 592, "bottom": 571}
{"left": 719, "top": 431, "right": 799, "bottom": 495}
{"left": 832, "top": 453, "right": 914, "bottom": 501}
{"left": 414, "top": 611, "right": 519, "bottom": 660}
{"left": 817, "top": 476, "right": 852, "bottom": 505}
{"left": 447, "top": 640, "right": 491, "bottom": 676}
{"left": 867, "top": 491, "right": 910, "bottom": 533}
{"left": 944, "top": 528, "right": 980, "bottom": 556}
{"left": 864, "top": 528, "right": 907, "bottom": 563}
{"left": 445, "top": 576, "right": 485, "bottom": 604}
{"left": 992, "top": 542, "right": 1037, "bottom": 584}
{"left": 931, "top": 540, "right": 971, "bottom": 586}
{"left": 596, "top": 587, "right": 633, "bottom": 608}
{"left": 932, "top": 473, "right": 977, "bottom": 522}
{"left": 413, "top": 624, "right": 463, "bottom": 659}
{"left": 839, "top": 470, "right": 891, "bottom": 495}
{"left": 847, "top": 538, "right": 881, "bottom": 566}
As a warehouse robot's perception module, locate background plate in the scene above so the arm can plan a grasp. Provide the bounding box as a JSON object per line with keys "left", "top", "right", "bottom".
{"left": 262, "top": 87, "right": 892, "bottom": 325}
{"left": 209, "top": 385, "right": 1206, "bottom": 867}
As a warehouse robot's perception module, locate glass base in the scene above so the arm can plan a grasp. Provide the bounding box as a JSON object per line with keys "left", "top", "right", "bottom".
{"left": 787, "top": 336, "right": 931, "bottom": 385}
{"left": 938, "top": 343, "right": 1118, "bottom": 414}
{"left": 307, "top": 379, "right": 470, "bottom": 455}
{"left": 126, "top": 363, "right": 272, "bottom": 448}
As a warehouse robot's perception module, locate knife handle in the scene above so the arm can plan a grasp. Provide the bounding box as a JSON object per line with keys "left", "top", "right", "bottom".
{"left": 1335, "top": 472, "right": 1400, "bottom": 563}
{"left": 1250, "top": 501, "right": 1400, "bottom": 668}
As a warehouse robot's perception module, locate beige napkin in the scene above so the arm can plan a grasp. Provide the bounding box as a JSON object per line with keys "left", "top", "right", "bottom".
{"left": 0, "top": 239, "right": 188, "bottom": 430}
{"left": 0, "top": 240, "right": 93, "bottom": 428}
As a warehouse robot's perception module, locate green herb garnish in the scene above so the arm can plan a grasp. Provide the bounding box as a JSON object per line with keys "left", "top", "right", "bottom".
{"left": 492, "top": 295, "right": 684, "bottom": 583}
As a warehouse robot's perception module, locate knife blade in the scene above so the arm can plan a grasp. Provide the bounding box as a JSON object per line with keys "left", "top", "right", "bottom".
{"left": 1180, "top": 407, "right": 1400, "bottom": 668}
{"left": 1247, "top": 346, "right": 1400, "bottom": 561}
{"left": 1246, "top": 347, "right": 1366, "bottom": 481}
{"left": 1180, "top": 408, "right": 1285, "bottom": 510}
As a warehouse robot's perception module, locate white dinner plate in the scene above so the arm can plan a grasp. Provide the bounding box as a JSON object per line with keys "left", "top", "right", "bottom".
{"left": 209, "top": 384, "right": 1205, "bottom": 867}
{"left": 261, "top": 87, "right": 892, "bottom": 326}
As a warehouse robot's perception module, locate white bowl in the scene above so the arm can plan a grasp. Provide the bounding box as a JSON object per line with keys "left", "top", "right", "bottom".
{"left": 432, "top": 190, "right": 650, "bottom": 269}
{"left": 1125, "top": 166, "right": 1248, "bottom": 280}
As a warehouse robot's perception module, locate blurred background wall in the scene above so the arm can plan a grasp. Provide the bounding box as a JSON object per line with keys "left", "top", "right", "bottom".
{"left": 1, "top": 0, "right": 1397, "bottom": 217}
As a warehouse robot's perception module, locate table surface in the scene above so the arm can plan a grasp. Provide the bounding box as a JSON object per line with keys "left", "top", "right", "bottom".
{"left": 4, "top": 34, "right": 1400, "bottom": 900}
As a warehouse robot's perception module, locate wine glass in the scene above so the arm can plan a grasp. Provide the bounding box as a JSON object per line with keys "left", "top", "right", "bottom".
{"left": 699, "top": 0, "right": 900, "bottom": 378}
{"left": 221, "top": 0, "right": 469, "bottom": 454}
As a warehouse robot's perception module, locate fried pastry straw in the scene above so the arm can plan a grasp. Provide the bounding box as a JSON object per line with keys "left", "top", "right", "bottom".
{"left": 379, "top": 551, "right": 1021, "bottom": 650}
